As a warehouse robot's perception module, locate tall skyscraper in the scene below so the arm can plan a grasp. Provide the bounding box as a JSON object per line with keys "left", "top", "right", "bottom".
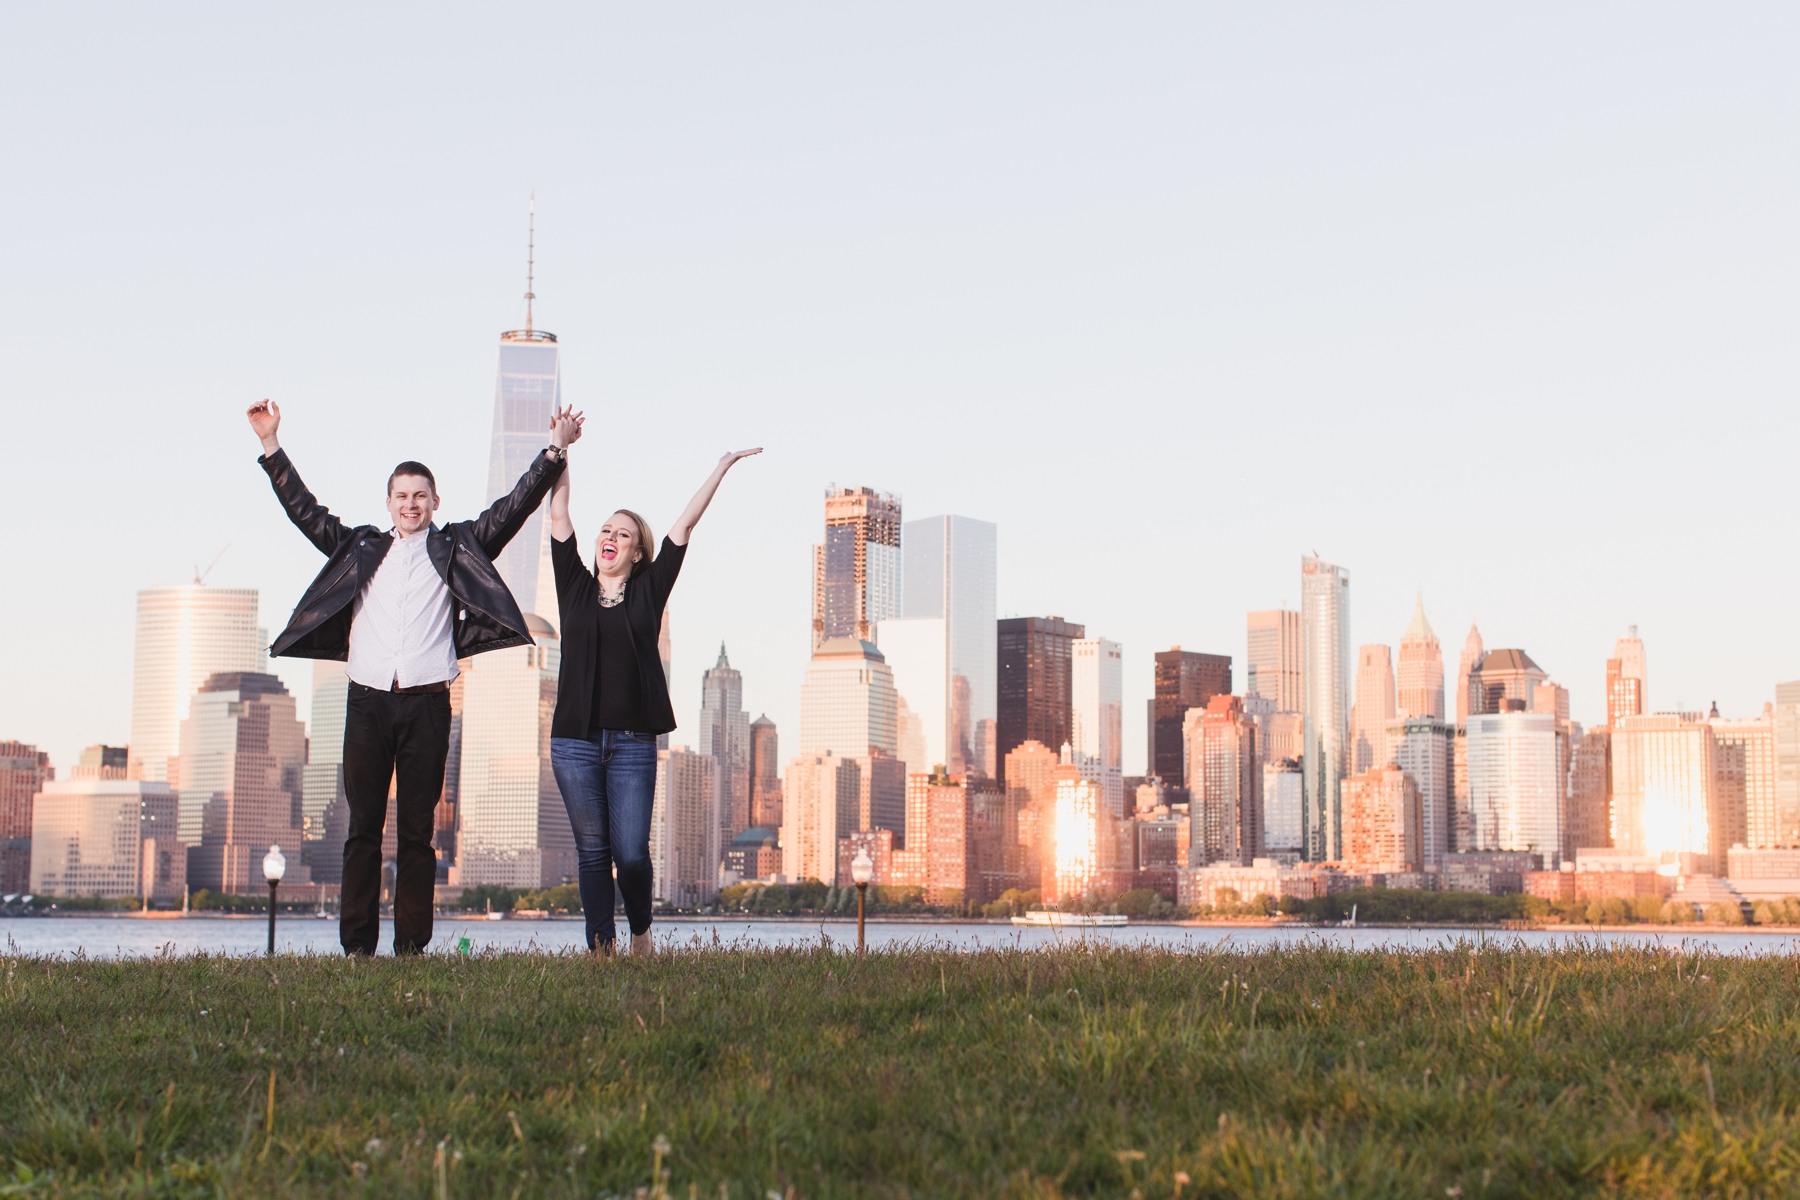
{"left": 1262, "top": 759, "right": 1304, "bottom": 854}
{"left": 1351, "top": 645, "right": 1396, "bottom": 774}
{"left": 902, "top": 515, "right": 998, "bottom": 776}
{"left": 1396, "top": 594, "right": 1444, "bottom": 720}
{"left": 0, "top": 742, "right": 53, "bottom": 894}
{"left": 649, "top": 745, "right": 720, "bottom": 909}
{"left": 813, "top": 487, "right": 902, "bottom": 647}
{"left": 996, "top": 617, "right": 1084, "bottom": 768}
{"left": 177, "top": 672, "right": 312, "bottom": 894}
{"left": 486, "top": 205, "right": 563, "bottom": 606}
{"left": 1708, "top": 711, "right": 1772, "bottom": 851}
{"left": 1606, "top": 627, "right": 1648, "bottom": 728}
{"left": 1776, "top": 681, "right": 1800, "bottom": 846}
{"left": 1390, "top": 717, "right": 1453, "bottom": 871}
{"left": 456, "top": 615, "right": 573, "bottom": 889}
{"left": 1465, "top": 710, "right": 1563, "bottom": 868}
{"left": 1300, "top": 555, "right": 1351, "bottom": 861}
{"left": 1454, "top": 624, "right": 1485, "bottom": 725}
{"left": 1152, "top": 648, "right": 1232, "bottom": 791}
{"left": 1245, "top": 609, "right": 1301, "bottom": 713}
{"left": 127, "top": 585, "right": 265, "bottom": 784}
{"left": 1070, "top": 637, "right": 1124, "bottom": 815}
{"left": 748, "top": 715, "right": 782, "bottom": 830}
{"left": 799, "top": 638, "right": 899, "bottom": 762}
{"left": 698, "top": 644, "right": 752, "bottom": 845}
{"left": 29, "top": 777, "right": 181, "bottom": 900}
{"left": 1342, "top": 766, "right": 1421, "bottom": 874}
{"left": 1184, "top": 695, "right": 1261, "bottom": 867}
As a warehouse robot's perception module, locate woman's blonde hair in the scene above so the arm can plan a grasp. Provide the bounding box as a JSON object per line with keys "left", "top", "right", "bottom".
{"left": 596, "top": 509, "right": 656, "bottom": 581}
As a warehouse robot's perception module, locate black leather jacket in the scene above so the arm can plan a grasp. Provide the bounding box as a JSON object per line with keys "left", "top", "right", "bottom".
{"left": 258, "top": 447, "right": 566, "bottom": 661}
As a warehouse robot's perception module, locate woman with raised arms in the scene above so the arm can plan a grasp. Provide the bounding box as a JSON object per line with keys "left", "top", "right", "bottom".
{"left": 544, "top": 406, "right": 760, "bottom": 955}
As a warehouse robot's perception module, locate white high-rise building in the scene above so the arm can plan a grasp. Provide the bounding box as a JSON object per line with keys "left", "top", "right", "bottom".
{"left": 1262, "top": 759, "right": 1304, "bottom": 853}
{"left": 901, "top": 515, "right": 997, "bottom": 776}
{"left": 1070, "top": 638, "right": 1123, "bottom": 815}
{"left": 1465, "top": 711, "right": 1562, "bottom": 868}
{"left": 485, "top": 206, "right": 563, "bottom": 607}
{"left": 127, "top": 586, "right": 266, "bottom": 784}
{"left": 799, "top": 638, "right": 899, "bottom": 761}
{"left": 1611, "top": 713, "right": 1718, "bottom": 869}
{"left": 780, "top": 754, "right": 862, "bottom": 886}
{"left": 1301, "top": 556, "right": 1351, "bottom": 861}
{"left": 456, "top": 615, "right": 573, "bottom": 889}
{"left": 650, "top": 745, "right": 720, "bottom": 908}
{"left": 873, "top": 619, "right": 945, "bottom": 773}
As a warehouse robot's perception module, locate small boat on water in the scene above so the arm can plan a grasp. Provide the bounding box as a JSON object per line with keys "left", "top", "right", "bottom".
{"left": 1010, "top": 911, "right": 1128, "bottom": 928}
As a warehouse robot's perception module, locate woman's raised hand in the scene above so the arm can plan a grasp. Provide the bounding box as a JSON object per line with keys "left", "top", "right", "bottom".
{"left": 550, "top": 406, "right": 586, "bottom": 449}
{"left": 717, "top": 448, "right": 762, "bottom": 472}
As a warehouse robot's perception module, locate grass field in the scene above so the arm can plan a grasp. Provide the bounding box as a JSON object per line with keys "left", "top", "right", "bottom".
{"left": 4, "top": 939, "right": 1799, "bottom": 1198}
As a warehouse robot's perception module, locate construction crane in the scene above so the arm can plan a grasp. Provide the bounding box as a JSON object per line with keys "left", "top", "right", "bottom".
{"left": 193, "top": 545, "right": 229, "bottom": 586}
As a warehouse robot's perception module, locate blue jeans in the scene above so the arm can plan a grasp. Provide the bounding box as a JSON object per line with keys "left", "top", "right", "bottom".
{"left": 550, "top": 730, "right": 659, "bottom": 949}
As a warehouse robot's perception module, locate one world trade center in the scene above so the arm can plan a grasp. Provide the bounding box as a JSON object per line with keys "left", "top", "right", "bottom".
{"left": 486, "top": 199, "right": 561, "bottom": 611}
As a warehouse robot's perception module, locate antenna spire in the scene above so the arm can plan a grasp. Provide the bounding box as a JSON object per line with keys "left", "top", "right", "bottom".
{"left": 525, "top": 191, "right": 536, "bottom": 334}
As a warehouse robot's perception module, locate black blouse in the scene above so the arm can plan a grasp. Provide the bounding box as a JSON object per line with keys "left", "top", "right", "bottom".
{"left": 550, "top": 533, "right": 686, "bottom": 738}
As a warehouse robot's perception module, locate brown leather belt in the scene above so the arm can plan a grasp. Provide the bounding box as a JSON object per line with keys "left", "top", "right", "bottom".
{"left": 391, "top": 679, "right": 451, "bottom": 694}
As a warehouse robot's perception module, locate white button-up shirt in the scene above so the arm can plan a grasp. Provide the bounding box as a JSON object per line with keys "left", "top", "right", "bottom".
{"left": 345, "top": 527, "right": 459, "bottom": 690}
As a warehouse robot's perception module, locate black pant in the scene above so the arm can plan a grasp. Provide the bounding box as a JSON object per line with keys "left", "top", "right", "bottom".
{"left": 342, "top": 683, "right": 450, "bottom": 955}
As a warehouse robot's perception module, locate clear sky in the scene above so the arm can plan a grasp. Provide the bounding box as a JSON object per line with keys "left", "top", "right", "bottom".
{"left": 3, "top": 4, "right": 1798, "bottom": 776}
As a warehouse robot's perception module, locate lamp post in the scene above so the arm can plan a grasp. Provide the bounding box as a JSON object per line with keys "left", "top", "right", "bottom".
{"left": 262, "top": 845, "right": 286, "bottom": 956}
{"left": 850, "top": 848, "right": 873, "bottom": 955}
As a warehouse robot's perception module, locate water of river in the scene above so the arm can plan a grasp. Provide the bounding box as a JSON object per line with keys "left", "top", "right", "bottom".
{"left": 4, "top": 914, "right": 1799, "bottom": 959}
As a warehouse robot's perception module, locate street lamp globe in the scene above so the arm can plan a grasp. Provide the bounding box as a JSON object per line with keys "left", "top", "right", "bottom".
{"left": 851, "top": 849, "right": 873, "bottom": 886}
{"left": 263, "top": 845, "right": 287, "bottom": 885}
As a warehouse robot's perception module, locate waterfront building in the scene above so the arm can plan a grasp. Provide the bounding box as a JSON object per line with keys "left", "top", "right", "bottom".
{"left": 780, "top": 753, "right": 861, "bottom": 886}
{"left": 890, "top": 769, "right": 973, "bottom": 905}
{"left": 127, "top": 585, "right": 265, "bottom": 784}
{"left": 0, "top": 742, "right": 53, "bottom": 894}
{"left": 903, "top": 515, "right": 998, "bottom": 775}
{"left": 1152, "top": 648, "right": 1233, "bottom": 793}
{"left": 486, "top": 210, "right": 562, "bottom": 605}
{"left": 1709, "top": 710, "right": 1773, "bottom": 851}
{"left": 1300, "top": 555, "right": 1351, "bottom": 861}
{"left": 1611, "top": 714, "right": 1718, "bottom": 869}
{"left": 28, "top": 777, "right": 182, "bottom": 900}
{"left": 1132, "top": 809, "right": 1185, "bottom": 900}
{"left": 1778, "top": 681, "right": 1800, "bottom": 846}
{"left": 1004, "top": 739, "right": 1060, "bottom": 890}
{"left": 1465, "top": 711, "right": 1562, "bottom": 868}
{"left": 813, "top": 487, "right": 902, "bottom": 648}
{"left": 177, "top": 672, "right": 312, "bottom": 894}
{"left": 798, "top": 638, "right": 898, "bottom": 762}
{"left": 996, "top": 617, "right": 1083, "bottom": 770}
{"left": 698, "top": 644, "right": 752, "bottom": 845}
{"left": 1262, "top": 759, "right": 1304, "bottom": 855}
{"left": 1184, "top": 696, "right": 1261, "bottom": 867}
{"left": 749, "top": 716, "right": 783, "bottom": 830}
{"left": 1605, "top": 627, "right": 1648, "bottom": 728}
{"left": 1070, "top": 638, "right": 1124, "bottom": 815}
{"left": 1454, "top": 625, "right": 1485, "bottom": 725}
{"left": 1351, "top": 644, "right": 1396, "bottom": 775}
{"left": 1178, "top": 857, "right": 1330, "bottom": 908}
{"left": 649, "top": 745, "right": 719, "bottom": 909}
{"left": 1390, "top": 717, "right": 1454, "bottom": 871}
{"left": 1039, "top": 766, "right": 1130, "bottom": 905}
{"left": 456, "top": 615, "right": 572, "bottom": 889}
{"left": 1396, "top": 594, "right": 1445, "bottom": 720}
{"left": 1342, "top": 765, "right": 1421, "bottom": 874}
{"left": 1245, "top": 609, "right": 1301, "bottom": 714}
{"left": 724, "top": 826, "right": 781, "bottom": 882}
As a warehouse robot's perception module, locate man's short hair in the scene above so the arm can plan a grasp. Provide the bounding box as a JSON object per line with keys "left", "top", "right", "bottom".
{"left": 387, "top": 461, "right": 437, "bottom": 497}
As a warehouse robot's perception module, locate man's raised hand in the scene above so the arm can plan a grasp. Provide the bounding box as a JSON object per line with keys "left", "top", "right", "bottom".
{"left": 549, "top": 405, "right": 585, "bottom": 450}
{"left": 247, "top": 400, "right": 282, "bottom": 454}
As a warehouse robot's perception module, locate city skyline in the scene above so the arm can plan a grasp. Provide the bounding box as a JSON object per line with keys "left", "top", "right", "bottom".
{"left": 7, "top": 7, "right": 1800, "bottom": 786}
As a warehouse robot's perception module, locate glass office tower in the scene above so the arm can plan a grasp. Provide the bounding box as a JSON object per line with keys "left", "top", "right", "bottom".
{"left": 486, "top": 331, "right": 561, "bottom": 606}
{"left": 1300, "top": 555, "right": 1351, "bottom": 861}
{"left": 901, "top": 515, "right": 998, "bottom": 777}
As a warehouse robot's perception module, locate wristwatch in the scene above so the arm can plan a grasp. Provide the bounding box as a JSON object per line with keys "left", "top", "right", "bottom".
{"left": 545, "top": 445, "right": 567, "bottom": 463}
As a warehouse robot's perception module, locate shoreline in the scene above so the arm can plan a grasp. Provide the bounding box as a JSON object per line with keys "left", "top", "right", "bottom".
{"left": 3, "top": 911, "right": 1793, "bottom": 937}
